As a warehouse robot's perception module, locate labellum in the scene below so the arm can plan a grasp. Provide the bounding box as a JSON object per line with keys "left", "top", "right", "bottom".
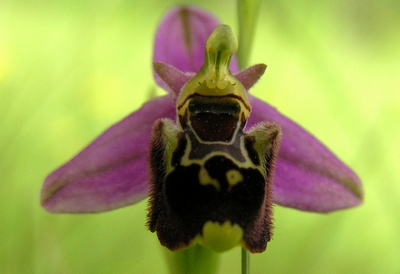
{"left": 147, "top": 25, "right": 282, "bottom": 253}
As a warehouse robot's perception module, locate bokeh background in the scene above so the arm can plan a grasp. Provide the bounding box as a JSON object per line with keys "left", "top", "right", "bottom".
{"left": 1, "top": 0, "right": 399, "bottom": 273}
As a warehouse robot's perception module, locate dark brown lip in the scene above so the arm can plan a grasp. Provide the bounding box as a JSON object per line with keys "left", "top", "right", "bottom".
{"left": 177, "top": 92, "right": 251, "bottom": 112}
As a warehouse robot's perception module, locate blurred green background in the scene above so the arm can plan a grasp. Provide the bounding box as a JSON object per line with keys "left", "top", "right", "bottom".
{"left": 1, "top": 0, "right": 399, "bottom": 273}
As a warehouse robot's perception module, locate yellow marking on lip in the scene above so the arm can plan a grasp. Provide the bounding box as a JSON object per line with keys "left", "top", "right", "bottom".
{"left": 196, "top": 220, "right": 243, "bottom": 253}
{"left": 199, "top": 167, "right": 220, "bottom": 191}
{"left": 226, "top": 169, "right": 243, "bottom": 187}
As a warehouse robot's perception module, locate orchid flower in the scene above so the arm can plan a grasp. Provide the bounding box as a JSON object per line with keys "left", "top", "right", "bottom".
{"left": 40, "top": 5, "right": 363, "bottom": 255}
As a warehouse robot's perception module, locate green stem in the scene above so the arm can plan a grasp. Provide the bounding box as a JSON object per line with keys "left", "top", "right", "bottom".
{"left": 237, "top": 0, "right": 262, "bottom": 69}
{"left": 237, "top": 1, "right": 260, "bottom": 273}
{"left": 241, "top": 248, "right": 250, "bottom": 274}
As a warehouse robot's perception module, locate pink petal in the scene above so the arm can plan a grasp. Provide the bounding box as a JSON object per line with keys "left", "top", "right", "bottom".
{"left": 41, "top": 95, "right": 176, "bottom": 213}
{"left": 153, "top": 5, "right": 238, "bottom": 91}
{"left": 153, "top": 62, "right": 193, "bottom": 97}
{"left": 248, "top": 96, "right": 363, "bottom": 212}
{"left": 235, "top": 64, "right": 267, "bottom": 91}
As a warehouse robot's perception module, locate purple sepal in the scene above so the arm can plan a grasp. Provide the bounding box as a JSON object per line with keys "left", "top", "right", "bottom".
{"left": 153, "top": 5, "right": 238, "bottom": 91}
{"left": 41, "top": 96, "right": 175, "bottom": 213}
{"left": 248, "top": 96, "right": 363, "bottom": 212}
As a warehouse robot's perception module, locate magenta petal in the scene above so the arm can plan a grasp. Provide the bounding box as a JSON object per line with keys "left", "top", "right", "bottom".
{"left": 235, "top": 64, "right": 267, "bottom": 91}
{"left": 41, "top": 95, "right": 176, "bottom": 213}
{"left": 153, "top": 62, "right": 193, "bottom": 96}
{"left": 153, "top": 5, "right": 238, "bottom": 91}
{"left": 248, "top": 96, "right": 363, "bottom": 212}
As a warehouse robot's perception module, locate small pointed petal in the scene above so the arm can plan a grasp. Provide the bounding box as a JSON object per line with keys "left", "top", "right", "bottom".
{"left": 235, "top": 64, "right": 267, "bottom": 91}
{"left": 153, "top": 5, "right": 238, "bottom": 91}
{"left": 247, "top": 96, "right": 363, "bottom": 212}
{"left": 153, "top": 62, "right": 193, "bottom": 96}
{"left": 41, "top": 95, "right": 176, "bottom": 213}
